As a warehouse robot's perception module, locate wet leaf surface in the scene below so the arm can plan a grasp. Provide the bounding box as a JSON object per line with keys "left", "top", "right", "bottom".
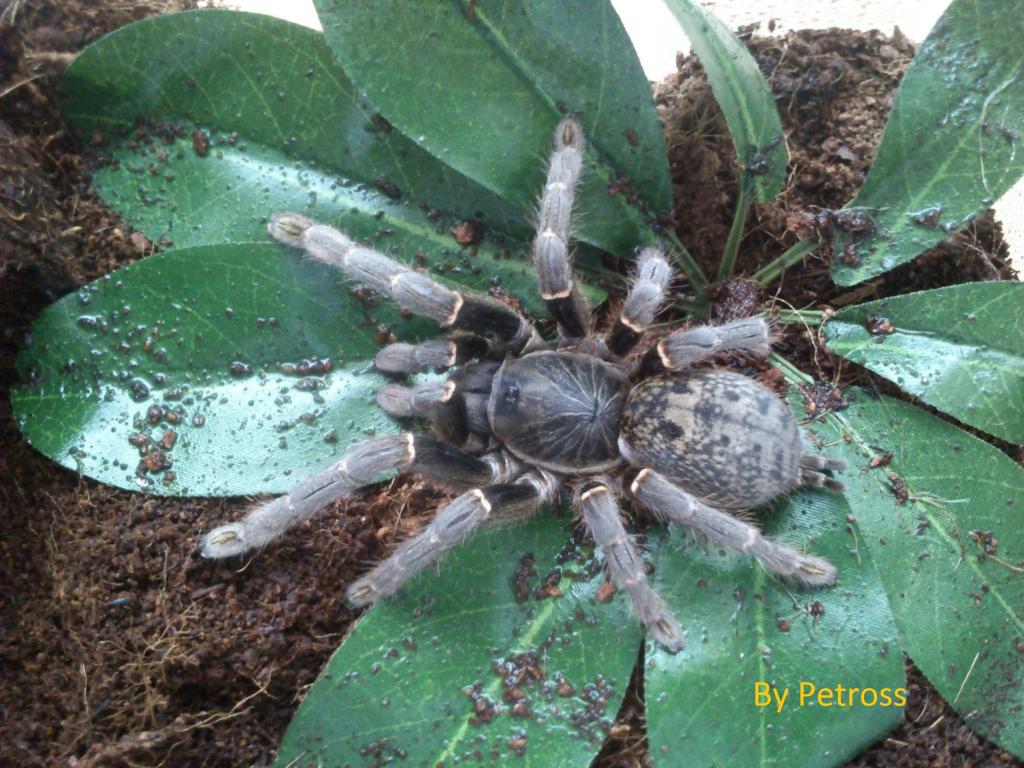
{"left": 646, "top": 419, "right": 903, "bottom": 767}
{"left": 831, "top": 0, "right": 1024, "bottom": 285}
{"left": 824, "top": 282, "right": 1024, "bottom": 444}
{"left": 662, "top": 0, "right": 787, "bottom": 203}
{"left": 276, "top": 511, "right": 644, "bottom": 768}
{"left": 61, "top": 9, "right": 571, "bottom": 317}
{"left": 12, "top": 244, "right": 422, "bottom": 495}
{"left": 822, "top": 393, "right": 1024, "bottom": 758}
{"left": 25, "top": 8, "right": 612, "bottom": 496}
{"left": 313, "top": 0, "right": 669, "bottom": 256}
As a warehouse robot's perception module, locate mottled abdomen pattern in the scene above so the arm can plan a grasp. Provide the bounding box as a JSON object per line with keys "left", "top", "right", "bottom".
{"left": 620, "top": 370, "right": 802, "bottom": 509}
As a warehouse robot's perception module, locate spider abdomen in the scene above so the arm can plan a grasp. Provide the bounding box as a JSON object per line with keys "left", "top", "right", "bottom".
{"left": 488, "top": 351, "right": 629, "bottom": 473}
{"left": 619, "top": 370, "right": 802, "bottom": 509}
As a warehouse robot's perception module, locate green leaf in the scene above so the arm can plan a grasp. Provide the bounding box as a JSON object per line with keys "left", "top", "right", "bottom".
{"left": 313, "top": 0, "right": 670, "bottom": 256}
{"left": 12, "top": 243, "right": 425, "bottom": 496}
{"left": 61, "top": 9, "right": 569, "bottom": 317}
{"left": 831, "top": 0, "right": 1024, "bottom": 285}
{"left": 662, "top": 0, "right": 787, "bottom": 203}
{"left": 276, "top": 511, "right": 644, "bottom": 768}
{"left": 646, "top": 431, "right": 903, "bottom": 766}
{"left": 821, "top": 393, "right": 1024, "bottom": 758}
{"left": 824, "top": 282, "right": 1024, "bottom": 444}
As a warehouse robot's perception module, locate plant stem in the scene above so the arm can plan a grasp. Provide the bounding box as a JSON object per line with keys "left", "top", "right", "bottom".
{"left": 716, "top": 182, "right": 752, "bottom": 281}
{"left": 673, "top": 295, "right": 706, "bottom": 316}
{"left": 750, "top": 238, "right": 817, "bottom": 286}
{"left": 663, "top": 230, "right": 709, "bottom": 293}
{"left": 774, "top": 309, "right": 825, "bottom": 324}
{"left": 769, "top": 352, "right": 813, "bottom": 385}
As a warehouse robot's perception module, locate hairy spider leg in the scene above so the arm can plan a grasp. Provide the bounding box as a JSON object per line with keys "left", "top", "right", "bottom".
{"left": 268, "top": 212, "right": 539, "bottom": 353}
{"left": 532, "top": 115, "right": 592, "bottom": 340}
{"left": 373, "top": 335, "right": 490, "bottom": 374}
{"left": 200, "top": 434, "right": 518, "bottom": 559}
{"left": 576, "top": 479, "right": 685, "bottom": 652}
{"left": 375, "top": 362, "right": 497, "bottom": 448}
{"left": 603, "top": 246, "right": 674, "bottom": 358}
{"left": 799, "top": 453, "right": 848, "bottom": 492}
{"left": 625, "top": 467, "right": 837, "bottom": 586}
{"left": 375, "top": 380, "right": 457, "bottom": 418}
{"left": 644, "top": 315, "right": 776, "bottom": 373}
{"left": 347, "top": 469, "right": 561, "bottom": 606}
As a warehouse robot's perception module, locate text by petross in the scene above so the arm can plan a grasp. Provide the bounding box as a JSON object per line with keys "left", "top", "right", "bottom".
{"left": 754, "top": 681, "right": 907, "bottom": 713}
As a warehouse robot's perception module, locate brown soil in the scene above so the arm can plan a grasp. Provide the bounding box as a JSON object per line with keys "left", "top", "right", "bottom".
{"left": 0, "top": 5, "right": 1019, "bottom": 768}
{"left": 657, "top": 26, "right": 1014, "bottom": 310}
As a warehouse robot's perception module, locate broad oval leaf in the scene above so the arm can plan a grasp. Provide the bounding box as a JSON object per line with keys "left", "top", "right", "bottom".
{"left": 663, "top": 0, "right": 787, "bottom": 203}
{"left": 12, "top": 243, "right": 427, "bottom": 496}
{"left": 313, "top": 0, "right": 670, "bottom": 255}
{"left": 646, "top": 440, "right": 903, "bottom": 766}
{"left": 822, "top": 392, "right": 1024, "bottom": 757}
{"left": 62, "top": 9, "right": 567, "bottom": 317}
{"left": 824, "top": 282, "right": 1024, "bottom": 444}
{"left": 832, "top": 0, "right": 1024, "bottom": 285}
{"left": 276, "top": 511, "right": 644, "bottom": 767}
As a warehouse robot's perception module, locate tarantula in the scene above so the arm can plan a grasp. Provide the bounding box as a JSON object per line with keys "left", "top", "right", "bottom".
{"left": 200, "top": 116, "right": 845, "bottom": 652}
